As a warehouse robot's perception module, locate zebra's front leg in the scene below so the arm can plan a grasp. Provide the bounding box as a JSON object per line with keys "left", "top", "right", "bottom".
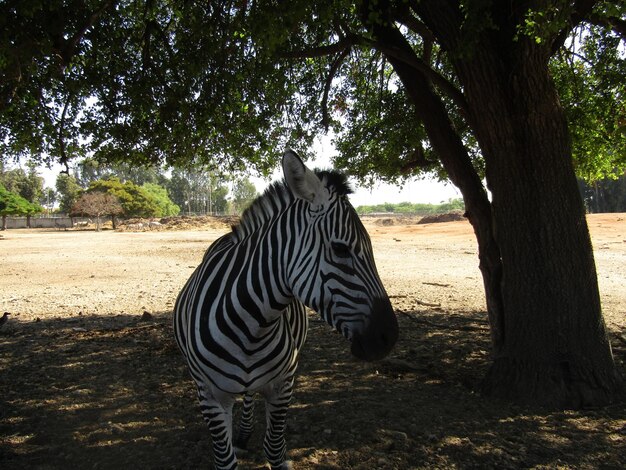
{"left": 196, "top": 386, "right": 238, "bottom": 470}
{"left": 262, "top": 377, "right": 295, "bottom": 470}
{"left": 234, "top": 393, "right": 255, "bottom": 454}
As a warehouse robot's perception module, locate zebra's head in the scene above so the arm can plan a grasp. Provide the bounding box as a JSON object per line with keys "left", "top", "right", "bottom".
{"left": 283, "top": 150, "right": 398, "bottom": 361}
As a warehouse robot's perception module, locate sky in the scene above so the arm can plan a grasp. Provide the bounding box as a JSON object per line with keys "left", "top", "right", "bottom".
{"left": 249, "top": 135, "right": 461, "bottom": 207}
{"left": 33, "top": 134, "right": 461, "bottom": 208}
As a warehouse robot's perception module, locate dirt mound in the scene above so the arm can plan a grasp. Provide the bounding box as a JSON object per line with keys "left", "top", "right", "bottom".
{"left": 159, "top": 215, "right": 239, "bottom": 230}
{"left": 418, "top": 210, "right": 465, "bottom": 224}
{"left": 375, "top": 218, "right": 396, "bottom": 226}
{"left": 364, "top": 215, "right": 422, "bottom": 226}
{"left": 118, "top": 215, "right": 239, "bottom": 232}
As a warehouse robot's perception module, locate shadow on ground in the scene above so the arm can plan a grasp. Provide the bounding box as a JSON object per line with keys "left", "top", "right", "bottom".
{"left": 0, "top": 310, "right": 624, "bottom": 469}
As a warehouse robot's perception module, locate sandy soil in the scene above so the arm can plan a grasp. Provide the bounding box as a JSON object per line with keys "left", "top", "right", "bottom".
{"left": 0, "top": 213, "right": 624, "bottom": 469}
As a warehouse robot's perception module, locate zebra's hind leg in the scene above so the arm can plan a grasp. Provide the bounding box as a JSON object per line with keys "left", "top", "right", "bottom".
{"left": 262, "top": 377, "right": 295, "bottom": 470}
{"left": 196, "top": 385, "right": 238, "bottom": 470}
{"left": 234, "top": 393, "right": 255, "bottom": 454}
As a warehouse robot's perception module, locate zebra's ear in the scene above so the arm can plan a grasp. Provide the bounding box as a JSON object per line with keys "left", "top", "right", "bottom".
{"left": 282, "top": 149, "right": 326, "bottom": 206}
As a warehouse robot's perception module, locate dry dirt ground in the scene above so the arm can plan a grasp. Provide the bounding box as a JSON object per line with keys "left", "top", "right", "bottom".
{"left": 0, "top": 214, "right": 625, "bottom": 469}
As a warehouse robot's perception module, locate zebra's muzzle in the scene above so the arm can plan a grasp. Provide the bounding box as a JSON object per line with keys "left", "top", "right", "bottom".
{"left": 350, "top": 297, "right": 398, "bottom": 361}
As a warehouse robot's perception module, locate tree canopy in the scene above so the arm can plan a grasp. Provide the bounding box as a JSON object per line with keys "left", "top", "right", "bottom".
{"left": 141, "top": 182, "right": 180, "bottom": 217}
{"left": 0, "top": 164, "right": 45, "bottom": 205}
{"left": 55, "top": 173, "right": 82, "bottom": 214}
{"left": 0, "top": 1, "right": 623, "bottom": 184}
{"left": 231, "top": 177, "right": 259, "bottom": 214}
{"left": 71, "top": 191, "right": 122, "bottom": 230}
{"left": 0, "top": 183, "right": 43, "bottom": 229}
{"left": 88, "top": 177, "right": 160, "bottom": 218}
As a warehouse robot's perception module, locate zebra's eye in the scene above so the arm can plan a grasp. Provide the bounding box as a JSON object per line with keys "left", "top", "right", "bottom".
{"left": 331, "top": 241, "right": 351, "bottom": 259}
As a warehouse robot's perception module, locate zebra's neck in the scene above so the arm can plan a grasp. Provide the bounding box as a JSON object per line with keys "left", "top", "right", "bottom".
{"left": 227, "top": 198, "right": 316, "bottom": 323}
{"left": 233, "top": 181, "right": 294, "bottom": 242}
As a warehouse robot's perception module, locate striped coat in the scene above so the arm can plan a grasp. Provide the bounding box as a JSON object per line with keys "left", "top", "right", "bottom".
{"left": 174, "top": 150, "right": 398, "bottom": 469}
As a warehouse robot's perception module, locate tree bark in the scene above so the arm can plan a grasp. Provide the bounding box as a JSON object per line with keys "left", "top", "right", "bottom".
{"left": 454, "top": 42, "right": 621, "bottom": 407}
{"left": 367, "top": 0, "right": 622, "bottom": 407}
{"left": 365, "top": 9, "right": 507, "bottom": 354}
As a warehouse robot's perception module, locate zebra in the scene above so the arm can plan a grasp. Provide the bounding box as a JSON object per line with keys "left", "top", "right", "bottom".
{"left": 173, "top": 149, "right": 399, "bottom": 470}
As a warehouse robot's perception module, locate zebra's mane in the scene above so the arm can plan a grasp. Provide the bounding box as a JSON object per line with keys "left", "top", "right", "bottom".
{"left": 232, "top": 169, "right": 352, "bottom": 240}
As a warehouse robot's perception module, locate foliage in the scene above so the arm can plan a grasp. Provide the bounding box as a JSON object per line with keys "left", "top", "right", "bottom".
{"left": 356, "top": 198, "right": 465, "bottom": 215}
{"left": 551, "top": 23, "right": 626, "bottom": 182}
{"left": 75, "top": 158, "right": 163, "bottom": 188}
{"left": 167, "top": 167, "right": 230, "bottom": 215}
{"left": 40, "top": 187, "right": 57, "bottom": 214}
{"left": 2, "top": 2, "right": 622, "bottom": 185}
{"left": 71, "top": 191, "right": 123, "bottom": 230}
{"left": 55, "top": 173, "right": 82, "bottom": 214}
{"left": 88, "top": 177, "right": 159, "bottom": 218}
{"left": 231, "top": 177, "right": 259, "bottom": 214}
{"left": 141, "top": 183, "right": 180, "bottom": 217}
{"left": 0, "top": 0, "right": 311, "bottom": 173}
{"left": 0, "top": 165, "right": 45, "bottom": 204}
{"left": 579, "top": 172, "right": 626, "bottom": 212}
{"left": 0, "top": 183, "right": 43, "bottom": 217}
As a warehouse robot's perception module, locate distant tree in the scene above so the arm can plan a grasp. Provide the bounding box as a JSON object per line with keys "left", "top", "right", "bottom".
{"left": 579, "top": 173, "right": 626, "bottom": 213}
{"left": 23, "top": 162, "right": 44, "bottom": 203}
{"left": 76, "top": 157, "right": 163, "bottom": 187}
{"left": 167, "top": 167, "right": 230, "bottom": 215}
{"left": 356, "top": 199, "right": 465, "bottom": 216}
{"left": 211, "top": 186, "right": 229, "bottom": 215}
{"left": 0, "top": 167, "right": 27, "bottom": 194}
{"left": 112, "top": 162, "right": 161, "bottom": 186}
{"left": 0, "top": 183, "right": 42, "bottom": 230}
{"left": 75, "top": 158, "right": 113, "bottom": 188}
{"left": 0, "top": 165, "right": 44, "bottom": 204}
{"left": 231, "top": 177, "right": 259, "bottom": 214}
{"left": 0, "top": 165, "right": 45, "bottom": 227}
{"left": 141, "top": 183, "right": 180, "bottom": 217}
{"left": 71, "top": 192, "right": 123, "bottom": 231}
{"left": 55, "top": 173, "right": 82, "bottom": 215}
{"left": 39, "top": 187, "right": 57, "bottom": 215}
{"left": 88, "top": 177, "right": 160, "bottom": 222}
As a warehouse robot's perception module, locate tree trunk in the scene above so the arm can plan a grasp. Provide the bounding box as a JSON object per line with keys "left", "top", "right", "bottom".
{"left": 1, "top": 215, "right": 6, "bottom": 230}
{"left": 369, "top": 17, "right": 507, "bottom": 353}
{"left": 367, "top": 2, "right": 622, "bottom": 408}
{"left": 454, "top": 41, "right": 621, "bottom": 408}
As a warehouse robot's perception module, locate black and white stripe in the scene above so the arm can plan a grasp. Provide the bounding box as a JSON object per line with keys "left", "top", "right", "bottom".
{"left": 174, "top": 150, "right": 398, "bottom": 469}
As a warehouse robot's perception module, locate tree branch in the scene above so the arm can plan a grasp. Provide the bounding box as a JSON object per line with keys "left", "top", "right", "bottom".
{"left": 371, "top": 39, "right": 469, "bottom": 117}
{"left": 278, "top": 35, "right": 362, "bottom": 59}
{"left": 58, "top": 92, "right": 73, "bottom": 174}
{"left": 281, "top": 31, "right": 468, "bottom": 119}
{"left": 54, "top": 0, "right": 118, "bottom": 70}
{"left": 400, "top": 145, "right": 437, "bottom": 174}
{"left": 551, "top": 0, "right": 598, "bottom": 53}
{"left": 321, "top": 47, "right": 351, "bottom": 132}
{"left": 584, "top": 12, "right": 626, "bottom": 39}
{"left": 394, "top": 4, "right": 437, "bottom": 44}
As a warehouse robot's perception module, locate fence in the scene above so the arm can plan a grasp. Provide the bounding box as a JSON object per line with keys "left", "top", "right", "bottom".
{"left": 3, "top": 216, "right": 97, "bottom": 229}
